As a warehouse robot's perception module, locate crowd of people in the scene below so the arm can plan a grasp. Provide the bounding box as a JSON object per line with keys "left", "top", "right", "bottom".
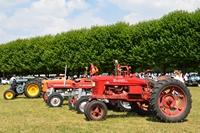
{"left": 135, "top": 70, "right": 195, "bottom": 83}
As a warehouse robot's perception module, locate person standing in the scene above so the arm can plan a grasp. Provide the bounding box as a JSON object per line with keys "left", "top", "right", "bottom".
{"left": 10, "top": 74, "right": 16, "bottom": 89}
{"left": 173, "top": 70, "right": 184, "bottom": 83}
{"left": 90, "top": 63, "right": 99, "bottom": 77}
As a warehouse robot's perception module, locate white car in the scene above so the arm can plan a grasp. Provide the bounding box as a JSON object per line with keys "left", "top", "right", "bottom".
{"left": 2, "top": 79, "right": 10, "bottom": 85}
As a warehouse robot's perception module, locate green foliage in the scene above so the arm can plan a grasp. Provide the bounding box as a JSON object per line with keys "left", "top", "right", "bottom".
{"left": 0, "top": 9, "right": 200, "bottom": 76}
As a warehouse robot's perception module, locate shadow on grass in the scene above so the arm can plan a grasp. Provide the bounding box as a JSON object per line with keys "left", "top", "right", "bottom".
{"left": 106, "top": 112, "right": 138, "bottom": 119}
{"left": 16, "top": 96, "right": 27, "bottom": 99}
{"left": 83, "top": 110, "right": 189, "bottom": 123}
{"left": 15, "top": 96, "right": 40, "bottom": 100}
{"left": 146, "top": 116, "right": 189, "bottom": 123}
{"left": 14, "top": 93, "right": 48, "bottom": 99}
{"left": 83, "top": 112, "right": 150, "bottom": 121}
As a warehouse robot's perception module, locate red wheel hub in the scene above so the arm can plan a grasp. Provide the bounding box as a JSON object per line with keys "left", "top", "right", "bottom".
{"left": 158, "top": 87, "right": 186, "bottom": 117}
{"left": 54, "top": 99, "right": 57, "bottom": 103}
{"left": 90, "top": 106, "right": 104, "bottom": 119}
{"left": 163, "top": 94, "right": 176, "bottom": 108}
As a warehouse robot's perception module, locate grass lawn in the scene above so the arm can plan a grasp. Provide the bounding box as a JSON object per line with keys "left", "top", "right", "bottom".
{"left": 0, "top": 85, "right": 200, "bottom": 133}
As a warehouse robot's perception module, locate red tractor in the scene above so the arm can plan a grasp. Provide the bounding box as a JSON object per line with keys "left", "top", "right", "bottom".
{"left": 69, "top": 64, "right": 133, "bottom": 113}
{"left": 44, "top": 64, "right": 132, "bottom": 114}
{"left": 83, "top": 60, "right": 192, "bottom": 122}
{"left": 44, "top": 65, "right": 96, "bottom": 113}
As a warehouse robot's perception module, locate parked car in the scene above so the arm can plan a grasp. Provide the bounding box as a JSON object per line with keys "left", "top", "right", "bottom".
{"left": 185, "top": 73, "right": 200, "bottom": 86}
{"left": 2, "top": 79, "right": 10, "bottom": 85}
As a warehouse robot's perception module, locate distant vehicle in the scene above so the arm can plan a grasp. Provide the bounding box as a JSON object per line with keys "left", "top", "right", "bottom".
{"left": 189, "top": 72, "right": 198, "bottom": 76}
{"left": 2, "top": 79, "right": 10, "bottom": 85}
{"left": 185, "top": 72, "right": 200, "bottom": 86}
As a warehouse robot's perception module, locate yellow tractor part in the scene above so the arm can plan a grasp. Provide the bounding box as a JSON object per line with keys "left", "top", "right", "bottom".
{"left": 5, "top": 92, "right": 14, "bottom": 99}
{"left": 26, "top": 84, "right": 40, "bottom": 96}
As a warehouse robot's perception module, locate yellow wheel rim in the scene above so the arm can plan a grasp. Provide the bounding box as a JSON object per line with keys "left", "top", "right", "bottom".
{"left": 6, "top": 92, "right": 14, "bottom": 99}
{"left": 27, "top": 84, "right": 39, "bottom": 96}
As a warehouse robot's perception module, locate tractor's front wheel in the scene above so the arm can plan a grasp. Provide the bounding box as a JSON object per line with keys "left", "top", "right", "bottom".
{"left": 24, "top": 80, "right": 42, "bottom": 98}
{"left": 84, "top": 100, "right": 107, "bottom": 121}
{"left": 3, "top": 89, "right": 16, "bottom": 100}
{"left": 150, "top": 78, "right": 192, "bottom": 122}
{"left": 47, "top": 93, "right": 63, "bottom": 107}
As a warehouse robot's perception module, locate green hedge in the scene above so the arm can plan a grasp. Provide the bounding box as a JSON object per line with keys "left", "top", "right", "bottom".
{"left": 0, "top": 9, "right": 200, "bottom": 76}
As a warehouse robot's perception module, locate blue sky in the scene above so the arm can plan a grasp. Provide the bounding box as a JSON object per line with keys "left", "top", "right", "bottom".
{"left": 0, "top": 0, "right": 199, "bottom": 44}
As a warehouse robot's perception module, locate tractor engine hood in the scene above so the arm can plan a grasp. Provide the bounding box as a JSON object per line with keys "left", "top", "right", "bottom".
{"left": 92, "top": 76, "right": 147, "bottom": 86}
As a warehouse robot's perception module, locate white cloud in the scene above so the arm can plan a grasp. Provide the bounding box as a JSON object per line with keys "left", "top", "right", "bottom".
{"left": 0, "top": 0, "right": 29, "bottom": 6}
{"left": 108, "top": 0, "right": 200, "bottom": 24}
{"left": 123, "top": 13, "right": 139, "bottom": 24}
{"left": 1, "top": 0, "right": 91, "bottom": 32}
{"left": 1, "top": 0, "right": 199, "bottom": 44}
{"left": 66, "top": 0, "right": 90, "bottom": 10}
{"left": 0, "top": 0, "right": 107, "bottom": 44}
{"left": 30, "top": 0, "right": 90, "bottom": 17}
{"left": 69, "top": 9, "right": 106, "bottom": 29}
{"left": 108, "top": 0, "right": 200, "bottom": 11}
{"left": 96, "top": 0, "right": 106, "bottom": 7}
{"left": 0, "top": 29, "right": 19, "bottom": 44}
{"left": 0, "top": 13, "right": 7, "bottom": 21}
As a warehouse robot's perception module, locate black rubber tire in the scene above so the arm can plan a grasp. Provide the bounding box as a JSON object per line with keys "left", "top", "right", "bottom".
{"left": 85, "top": 100, "right": 107, "bottom": 121}
{"left": 47, "top": 93, "right": 63, "bottom": 107}
{"left": 148, "top": 79, "right": 157, "bottom": 88}
{"left": 84, "top": 101, "right": 92, "bottom": 120}
{"left": 34, "top": 77, "right": 48, "bottom": 82}
{"left": 117, "top": 100, "right": 132, "bottom": 112}
{"left": 150, "top": 78, "right": 192, "bottom": 122}
{"left": 3, "top": 89, "right": 16, "bottom": 100}
{"left": 24, "top": 80, "right": 42, "bottom": 98}
{"left": 131, "top": 102, "right": 152, "bottom": 116}
{"left": 76, "top": 96, "right": 90, "bottom": 114}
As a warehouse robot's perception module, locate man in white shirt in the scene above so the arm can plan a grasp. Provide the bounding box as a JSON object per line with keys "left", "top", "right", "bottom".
{"left": 10, "top": 74, "right": 16, "bottom": 89}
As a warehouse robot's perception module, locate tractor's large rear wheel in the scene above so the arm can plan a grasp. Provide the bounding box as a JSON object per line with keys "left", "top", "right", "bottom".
{"left": 150, "top": 78, "right": 192, "bottom": 122}
{"left": 24, "top": 80, "right": 42, "bottom": 98}
{"left": 84, "top": 100, "right": 107, "bottom": 121}
{"left": 3, "top": 89, "right": 16, "bottom": 100}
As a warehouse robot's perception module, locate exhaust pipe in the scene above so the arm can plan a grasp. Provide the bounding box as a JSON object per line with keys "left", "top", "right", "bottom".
{"left": 64, "top": 65, "right": 67, "bottom": 88}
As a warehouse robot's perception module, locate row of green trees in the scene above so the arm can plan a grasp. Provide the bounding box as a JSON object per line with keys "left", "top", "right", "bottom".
{"left": 0, "top": 9, "right": 200, "bottom": 77}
